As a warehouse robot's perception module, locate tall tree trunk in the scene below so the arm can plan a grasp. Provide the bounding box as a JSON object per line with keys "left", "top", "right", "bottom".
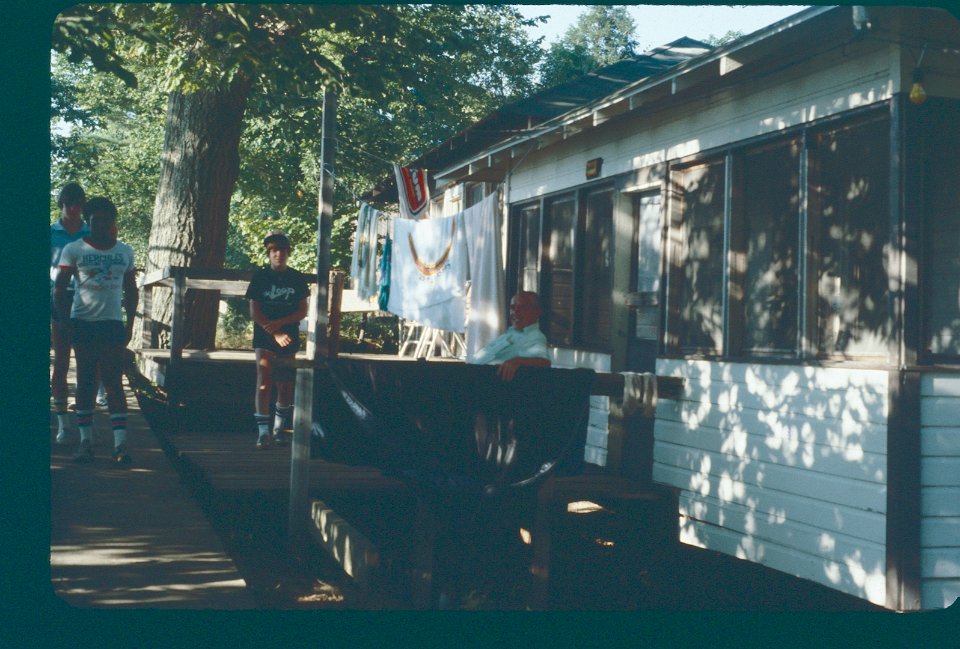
{"left": 142, "top": 76, "right": 252, "bottom": 350}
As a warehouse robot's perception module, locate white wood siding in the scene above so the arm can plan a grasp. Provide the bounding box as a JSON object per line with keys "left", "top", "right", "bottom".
{"left": 920, "top": 373, "right": 960, "bottom": 610}
{"left": 550, "top": 348, "right": 611, "bottom": 467}
{"left": 653, "top": 359, "right": 890, "bottom": 605}
{"left": 507, "top": 42, "right": 897, "bottom": 203}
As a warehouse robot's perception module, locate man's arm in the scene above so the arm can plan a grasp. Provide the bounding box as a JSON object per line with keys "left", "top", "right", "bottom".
{"left": 53, "top": 266, "right": 75, "bottom": 323}
{"left": 497, "top": 356, "right": 550, "bottom": 381}
{"left": 122, "top": 270, "right": 139, "bottom": 343}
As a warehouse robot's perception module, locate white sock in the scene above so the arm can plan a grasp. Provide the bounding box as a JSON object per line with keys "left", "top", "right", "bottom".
{"left": 255, "top": 413, "right": 270, "bottom": 438}
{"left": 76, "top": 409, "right": 94, "bottom": 443}
{"left": 273, "top": 404, "right": 292, "bottom": 434}
{"left": 54, "top": 400, "right": 70, "bottom": 433}
{"left": 111, "top": 412, "right": 128, "bottom": 449}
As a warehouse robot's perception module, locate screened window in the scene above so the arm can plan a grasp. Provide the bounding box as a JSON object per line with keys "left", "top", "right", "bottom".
{"left": 665, "top": 108, "right": 892, "bottom": 361}
{"left": 731, "top": 139, "right": 801, "bottom": 356}
{"left": 508, "top": 186, "right": 615, "bottom": 349}
{"left": 465, "top": 182, "right": 485, "bottom": 208}
{"left": 580, "top": 188, "right": 614, "bottom": 346}
{"left": 923, "top": 102, "right": 960, "bottom": 359}
{"left": 515, "top": 203, "right": 541, "bottom": 294}
{"left": 809, "top": 115, "right": 890, "bottom": 358}
{"left": 669, "top": 160, "right": 726, "bottom": 354}
{"left": 544, "top": 194, "right": 577, "bottom": 345}
{"left": 633, "top": 191, "right": 663, "bottom": 341}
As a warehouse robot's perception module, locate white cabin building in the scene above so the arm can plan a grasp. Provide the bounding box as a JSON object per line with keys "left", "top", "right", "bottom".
{"left": 374, "top": 6, "right": 960, "bottom": 610}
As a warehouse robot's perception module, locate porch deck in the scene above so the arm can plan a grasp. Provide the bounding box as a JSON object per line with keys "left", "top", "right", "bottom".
{"left": 139, "top": 397, "right": 682, "bottom": 609}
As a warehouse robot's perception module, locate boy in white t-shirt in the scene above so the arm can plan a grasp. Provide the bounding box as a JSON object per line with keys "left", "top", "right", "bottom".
{"left": 54, "top": 197, "right": 138, "bottom": 464}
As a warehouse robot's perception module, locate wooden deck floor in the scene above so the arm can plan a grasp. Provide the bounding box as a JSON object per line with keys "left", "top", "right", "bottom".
{"left": 163, "top": 428, "right": 407, "bottom": 494}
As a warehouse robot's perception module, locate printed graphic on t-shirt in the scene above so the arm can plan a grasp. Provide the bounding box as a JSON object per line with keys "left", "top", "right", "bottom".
{"left": 245, "top": 267, "right": 310, "bottom": 321}
{"left": 59, "top": 239, "right": 135, "bottom": 321}
{"left": 77, "top": 252, "right": 127, "bottom": 288}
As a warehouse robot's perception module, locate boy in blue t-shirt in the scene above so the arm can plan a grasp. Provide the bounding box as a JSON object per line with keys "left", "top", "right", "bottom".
{"left": 51, "top": 183, "right": 89, "bottom": 443}
{"left": 244, "top": 232, "right": 310, "bottom": 449}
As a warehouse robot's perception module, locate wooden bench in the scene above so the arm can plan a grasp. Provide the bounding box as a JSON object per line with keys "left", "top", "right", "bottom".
{"left": 527, "top": 469, "right": 679, "bottom": 609}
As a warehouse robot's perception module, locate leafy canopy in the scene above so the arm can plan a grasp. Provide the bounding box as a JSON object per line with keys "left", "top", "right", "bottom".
{"left": 52, "top": 4, "right": 544, "bottom": 271}
{"left": 538, "top": 5, "right": 638, "bottom": 88}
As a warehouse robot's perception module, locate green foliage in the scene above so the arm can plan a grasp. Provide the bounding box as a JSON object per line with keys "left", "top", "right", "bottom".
{"left": 215, "top": 296, "right": 253, "bottom": 350}
{"left": 538, "top": 5, "right": 638, "bottom": 88}
{"left": 52, "top": 5, "right": 142, "bottom": 87}
{"left": 703, "top": 30, "right": 745, "bottom": 47}
{"left": 338, "top": 313, "right": 399, "bottom": 354}
{"left": 50, "top": 52, "right": 165, "bottom": 266}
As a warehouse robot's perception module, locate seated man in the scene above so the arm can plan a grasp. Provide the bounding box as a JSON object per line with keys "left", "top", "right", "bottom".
{"left": 471, "top": 291, "right": 550, "bottom": 381}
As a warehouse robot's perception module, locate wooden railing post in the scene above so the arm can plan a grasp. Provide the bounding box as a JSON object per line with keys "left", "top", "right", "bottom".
{"left": 327, "top": 271, "right": 345, "bottom": 359}
{"left": 140, "top": 283, "right": 154, "bottom": 350}
{"left": 169, "top": 267, "right": 186, "bottom": 368}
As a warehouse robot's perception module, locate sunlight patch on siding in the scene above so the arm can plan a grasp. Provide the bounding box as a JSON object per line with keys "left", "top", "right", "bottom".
{"left": 767, "top": 506, "right": 787, "bottom": 525}
{"left": 718, "top": 471, "right": 745, "bottom": 503}
{"left": 818, "top": 533, "right": 836, "bottom": 554}
{"left": 823, "top": 562, "right": 842, "bottom": 584}
{"left": 844, "top": 550, "right": 887, "bottom": 604}
{"left": 691, "top": 455, "right": 712, "bottom": 497}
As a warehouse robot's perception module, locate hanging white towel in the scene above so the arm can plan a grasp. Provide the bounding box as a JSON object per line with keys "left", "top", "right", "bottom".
{"left": 349, "top": 202, "right": 381, "bottom": 301}
{"left": 463, "top": 192, "right": 505, "bottom": 362}
{"left": 387, "top": 212, "right": 467, "bottom": 332}
{"left": 394, "top": 164, "right": 431, "bottom": 220}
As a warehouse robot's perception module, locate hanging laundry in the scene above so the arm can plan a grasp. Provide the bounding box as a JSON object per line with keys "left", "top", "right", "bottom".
{"left": 349, "top": 202, "right": 381, "bottom": 301}
{"left": 387, "top": 212, "right": 467, "bottom": 332}
{"left": 394, "top": 164, "right": 431, "bottom": 220}
{"left": 462, "top": 192, "right": 505, "bottom": 362}
{"left": 378, "top": 235, "right": 392, "bottom": 312}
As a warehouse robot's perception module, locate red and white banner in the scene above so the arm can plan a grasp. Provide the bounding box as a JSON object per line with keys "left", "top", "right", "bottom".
{"left": 394, "top": 164, "right": 430, "bottom": 220}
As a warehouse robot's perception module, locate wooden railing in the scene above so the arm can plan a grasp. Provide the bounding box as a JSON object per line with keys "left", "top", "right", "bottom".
{"left": 138, "top": 266, "right": 382, "bottom": 367}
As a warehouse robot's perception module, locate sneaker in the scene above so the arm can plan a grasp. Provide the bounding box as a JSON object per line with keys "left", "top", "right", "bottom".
{"left": 56, "top": 429, "right": 70, "bottom": 445}
{"left": 271, "top": 430, "right": 288, "bottom": 447}
{"left": 256, "top": 434, "right": 271, "bottom": 450}
{"left": 112, "top": 445, "right": 132, "bottom": 465}
{"left": 96, "top": 395, "right": 109, "bottom": 410}
{"left": 73, "top": 439, "right": 94, "bottom": 463}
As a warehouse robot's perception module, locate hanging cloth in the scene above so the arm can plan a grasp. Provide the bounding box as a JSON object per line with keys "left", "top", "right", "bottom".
{"left": 462, "top": 192, "right": 505, "bottom": 362}
{"left": 394, "top": 164, "right": 431, "bottom": 220}
{"left": 349, "top": 202, "right": 381, "bottom": 301}
{"left": 378, "top": 235, "right": 392, "bottom": 312}
{"left": 387, "top": 212, "right": 467, "bottom": 332}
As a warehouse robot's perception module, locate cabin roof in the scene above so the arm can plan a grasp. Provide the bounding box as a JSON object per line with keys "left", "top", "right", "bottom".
{"left": 476, "top": 36, "right": 713, "bottom": 122}
{"left": 364, "top": 5, "right": 849, "bottom": 201}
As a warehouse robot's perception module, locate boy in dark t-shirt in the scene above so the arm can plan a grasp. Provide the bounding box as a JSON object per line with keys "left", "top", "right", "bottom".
{"left": 245, "top": 232, "right": 310, "bottom": 449}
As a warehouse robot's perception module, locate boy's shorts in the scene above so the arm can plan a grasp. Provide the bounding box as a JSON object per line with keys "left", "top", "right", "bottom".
{"left": 254, "top": 328, "right": 299, "bottom": 382}
{"left": 253, "top": 328, "right": 301, "bottom": 357}
{"left": 71, "top": 319, "right": 126, "bottom": 348}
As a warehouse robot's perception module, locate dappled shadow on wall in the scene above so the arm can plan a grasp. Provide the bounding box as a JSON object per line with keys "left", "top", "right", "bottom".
{"left": 663, "top": 361, "right": 888, "bottom": 604}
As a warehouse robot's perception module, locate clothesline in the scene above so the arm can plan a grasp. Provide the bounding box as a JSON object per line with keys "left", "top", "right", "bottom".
{"left": 350, "top": 144, "right": 396, "bottom": 169}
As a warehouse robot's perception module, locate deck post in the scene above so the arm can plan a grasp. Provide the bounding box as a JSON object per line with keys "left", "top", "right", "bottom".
{"left": 140, "top": 282, "right": 154, "bottom": 349}
{"left": 327, "top": 271, "right": 345, "bottom": 358}
{"left": 170, "top": 267, "right": 186, "bottom": 368}
{"left": 289, "top": 88, "right": 337, "bottom": 543}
